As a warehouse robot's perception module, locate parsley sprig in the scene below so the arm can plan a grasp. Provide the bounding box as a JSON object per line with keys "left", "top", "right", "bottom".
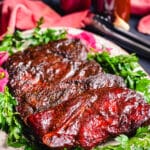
{"left": 0, "top": 87, "right": 27, "bottom": 148}
{"left": 0, "top": 17, "right": 67, "bottom": 54}
{"left": 95, "top": 126, "right": 150, "bottom": 150}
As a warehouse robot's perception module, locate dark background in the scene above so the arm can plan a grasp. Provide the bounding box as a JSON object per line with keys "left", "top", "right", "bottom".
{"left": 43, "top": 0, "right": 150, "bottom": 74}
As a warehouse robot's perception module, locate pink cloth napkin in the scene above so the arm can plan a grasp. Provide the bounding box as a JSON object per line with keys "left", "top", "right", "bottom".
{"left": 0, "top": 0, "right": 93, "bottom": 38}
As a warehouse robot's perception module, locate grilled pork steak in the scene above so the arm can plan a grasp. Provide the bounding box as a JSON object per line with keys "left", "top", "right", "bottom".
{"left": 4, "top": 39, "right": 150, "bottom": 149}
{"left": 41, "top": 87, "right": 150, "bottom": 149}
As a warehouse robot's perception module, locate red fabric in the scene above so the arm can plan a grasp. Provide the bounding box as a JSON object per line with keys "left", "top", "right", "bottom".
{"left": 131, "top": 0, "right": 150, "bottom": 15}
{"left": 131, "top": 0, "right": 150, "bottom": 35}
{"left": 0, "top": 0, "right": 93, "bottom": 38}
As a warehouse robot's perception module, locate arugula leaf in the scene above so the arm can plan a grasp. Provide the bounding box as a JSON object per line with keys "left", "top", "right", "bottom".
{"left": 88, "top": 51, "right": 150, "bottom": 103}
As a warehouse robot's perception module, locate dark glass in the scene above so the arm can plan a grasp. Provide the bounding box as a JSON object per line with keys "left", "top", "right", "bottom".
{"left": 95, "top": 0, "right": 130, "bottom": 22}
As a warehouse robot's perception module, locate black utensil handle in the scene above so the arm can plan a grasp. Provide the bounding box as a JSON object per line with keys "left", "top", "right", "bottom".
{"left": 91, "top": 18, "right": 150, "bottom": 58}
{"left": 107, "top": 31, "right": 150, "bottom": 58}
{"left": 114, "top": 27, "right": 150, "bottom": 48}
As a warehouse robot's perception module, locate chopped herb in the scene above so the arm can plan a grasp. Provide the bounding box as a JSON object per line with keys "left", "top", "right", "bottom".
{"left": 0, "top": 17, "right": 67, "bottom": 54}
{"left": 136, "top": 78, "right": 150, "bottom": 103}
{"left": 95, "top": 126, "right": 150, "bottom": 150}
{"left": 0, "top": 87, "right": 26, "bottom": 147}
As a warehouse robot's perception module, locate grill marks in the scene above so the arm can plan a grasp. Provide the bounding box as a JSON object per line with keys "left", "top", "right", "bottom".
{"left": 4, "top": 39, "right": 150, "bottom": 149}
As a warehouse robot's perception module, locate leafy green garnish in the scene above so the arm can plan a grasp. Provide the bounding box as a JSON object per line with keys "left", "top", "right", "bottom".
{"left": 95, "top": 126, "right": 150, "bottom": 150}
{"left": 0, "top": 87, "right": 27, "bottom": 148}
{"left": 136, "top": 78, "right": 150, "bottom": 103}
{"left": 0, "top": 17, "right": 67, "bottom": 54}
{"left": 0, "top": 87, "right": 41, "bottom": 150}
{"left": 88, "top": 51, "right": 150, "bottom": 103}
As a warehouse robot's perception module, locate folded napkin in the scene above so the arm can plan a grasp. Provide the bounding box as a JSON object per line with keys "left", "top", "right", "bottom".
{"left": 0, "top": 0, "right": 93, "bottom": 38}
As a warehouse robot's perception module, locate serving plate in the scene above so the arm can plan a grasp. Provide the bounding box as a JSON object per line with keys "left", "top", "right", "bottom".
{"left": 0, "top": 27, "right": 146, "bottom": 150}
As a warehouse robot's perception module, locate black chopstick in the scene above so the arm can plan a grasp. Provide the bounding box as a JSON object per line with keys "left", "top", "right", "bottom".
{"left": 114, "top": 27, "right": 150, "bottom": 48}
{"left": 91, "top": 15, "right": 150, "bottom": 58}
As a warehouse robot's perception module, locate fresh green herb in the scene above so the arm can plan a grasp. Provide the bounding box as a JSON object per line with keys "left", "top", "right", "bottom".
{"left": 0, "top": 17, "right": 67, "bottom": 54}
{"left": 94, "top": 126, "right": 150, "bottom": 150}
{"left": 136, "top": 78, "right": 150, "bottom": 103}
{"left": 0, "top": 87, "right": 26, "bottom": 147}
{"left": 88, "top": 51, "right": 150, "bottom": 103}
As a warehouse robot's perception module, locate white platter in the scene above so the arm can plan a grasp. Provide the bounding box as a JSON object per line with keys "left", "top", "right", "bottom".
{"left": 0, "top": 27, "right": 145, "bottom": 150}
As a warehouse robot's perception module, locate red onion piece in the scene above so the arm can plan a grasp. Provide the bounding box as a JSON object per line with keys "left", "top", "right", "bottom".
{"left": 68, "top": 31, "right": 102, "bottom": 52}
{"left": 0, "top": 68, "right": 8, "bottom": 92}
{"left": 0, "top": 52, "right": 9, "bottom": 66}
{"left": 0, "top": 52, "right": 9, "bottom": 92}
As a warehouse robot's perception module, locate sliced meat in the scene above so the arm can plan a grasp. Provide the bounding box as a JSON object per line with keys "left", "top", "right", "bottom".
{"left": 5, "top": 39, "right": 125, "bottom": 121}
{"left": 4, "top": 39, "right": 91, "bottom": 97}
{"left": 77, "top": 88, "right": 150, "bottom": 148}
{"left": 29, "top": 38, "right": 88, "bottom": 61}
{"left": 39, "top": 87, "right": 150, "bottom": 149}
{"left": 17, "top": 72, "right": 125, "bottom": 122}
